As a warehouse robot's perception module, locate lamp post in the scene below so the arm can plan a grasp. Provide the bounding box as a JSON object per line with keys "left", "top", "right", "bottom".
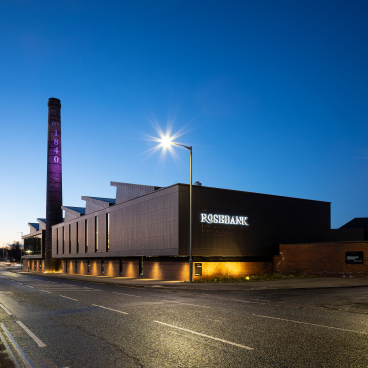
{"left": 161, "top": 138, "right": 193, "bottom": 283}
{"left": 14, "top": 231, "right": 23, "bottom": 261}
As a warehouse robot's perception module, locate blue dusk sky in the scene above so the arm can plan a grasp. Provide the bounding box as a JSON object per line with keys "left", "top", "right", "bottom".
{"left": 0, "top": 0, "right": 367, "bottom": 246}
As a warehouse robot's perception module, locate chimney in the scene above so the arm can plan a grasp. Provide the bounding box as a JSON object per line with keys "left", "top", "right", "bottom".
{"left": 44, "top": 98, "right": 63, "bottom": 271}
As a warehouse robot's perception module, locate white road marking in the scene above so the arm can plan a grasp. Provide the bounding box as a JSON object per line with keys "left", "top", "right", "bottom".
{"left": 251, "top": 299, "right": 270, "bottom": 302}
{"left": 16, "top": 321, "right": 46, "bottom": 347}
{"left": 231, "top": 299, "right": 265, "bottom": 305}
{"left": 0, "top": 329, "right": 21, "bottom": 368}
{"left": 1, "top": 324, "right": 34, "bottom": 368}
{"left": 154, "top": 321, "right": 253, "bottom": 350}
{"left": 92, "top": 304, "right": 128, "bottom": 314}
{"left": 59, "top": 295, "right": 78, "bottom": 301}
{"left": 112, "top": 292, "right": 141, "bottom": 297}
{"left": 168, "top": 301, "right": 211, "bottom": 309}
{"left": 253, "top": 314, "right": 368, "bottom": 335}
{"left": 39, "top": 289, "right": 52, "bottom": 293}
{"left": 26, "top": 285, "right": 34, "bottom": 288}
{"left": 0, "top": 304, "right": 12, "bottom": 315}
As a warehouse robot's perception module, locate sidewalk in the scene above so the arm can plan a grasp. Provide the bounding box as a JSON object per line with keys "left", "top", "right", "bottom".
{"left": 8, "top": 269, "right": 368, "bottom": 291}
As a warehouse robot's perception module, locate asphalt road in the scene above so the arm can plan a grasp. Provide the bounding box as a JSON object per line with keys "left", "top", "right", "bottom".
{"left": 0, "top": 268, "right": 368, "bottom": 367}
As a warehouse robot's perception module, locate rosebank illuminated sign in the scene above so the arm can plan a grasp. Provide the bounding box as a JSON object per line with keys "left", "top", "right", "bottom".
{"left": 200, "top": 214, "right": 249, "bottom": 226}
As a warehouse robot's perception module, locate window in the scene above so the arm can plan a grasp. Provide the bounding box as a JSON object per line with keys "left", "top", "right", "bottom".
{"left": 39, "top": 262, "right": 42, "bottom": 271}
{"left": 69, "top": 224, "right": 71, "bottom": 254}
{"left": 24, "top": 234, "right": 42, "bottom": 255}
{"left": 56, "top": 228, "right": 59, "bottom": 254}
{"left": 87, "top": 258, "right": 90, "bottom": 274}
{"left": 106, "top": 213, "right": 110, "bottom": 252}
{"left": 62, "top": 227, "right": 65, "bottom": 254}
{"left": 66, "top": 260, "right": 68, "bottom": 273}
{"left": 85, "top": 219, "right": 88, "bottom": 253}
{"left": 119, "top": 258, "right": 123, "bottom": 276}
{"left": 95, "top": 217, "right": 98, "bottom": 252}
{"left": 76, "top": 222, "right": 79, "bottom": 253}
{"left": 101, "top": 259, "right": 104, "bottom": 275}
{"left": 75, "top": 259, "right": 78, "bottom": 273}
{"left": 139, "top": 257, "right": 143, "bottom": 276}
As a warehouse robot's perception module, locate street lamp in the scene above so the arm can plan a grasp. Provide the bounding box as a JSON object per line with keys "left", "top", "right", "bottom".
{"left": 161, "top": 137, "right": 193, "bottom": 283}
{"left": 14, "top": 231, "right": 23, "bottom": 261}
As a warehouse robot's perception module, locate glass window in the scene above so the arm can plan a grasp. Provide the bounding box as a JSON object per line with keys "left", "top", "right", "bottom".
{"left": 24, "top": 234, "right": 42, "bottom": 255}
{"left": 106, "top": 213, "right": 110, "bottom": 252}
{"left": 95, "top": 217, "right": 98, "bottom": 252}
{"left": 76, "top": 222, "right": 79, "bottom": 253}
{"left": 85, "top": 219, "right": 88, "bottom": 253}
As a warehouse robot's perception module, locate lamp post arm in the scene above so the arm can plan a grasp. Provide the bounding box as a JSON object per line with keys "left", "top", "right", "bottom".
{"left": 171, "top": 142, "right": 192, "bottom": 151}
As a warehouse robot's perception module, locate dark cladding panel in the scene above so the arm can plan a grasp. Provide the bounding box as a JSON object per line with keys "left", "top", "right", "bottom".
{"left": 71, "top": 222, "right": 77, "bottom": 254}
{"left": 52, "top": 227, "right": 57, "bottom": 255}
{"left": 179, "top": 184, "right": 330, "bottom": 257}
{"left": 87, "top": 217, "right": 95, "bottom": 254}
{"left": 98, "top": 213, "right": 106, "bottom": 252}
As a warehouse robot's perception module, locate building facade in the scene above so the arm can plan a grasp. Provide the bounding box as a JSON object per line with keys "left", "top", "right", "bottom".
{"left": 23, "top": 181, "right": 331, "bottom": 280}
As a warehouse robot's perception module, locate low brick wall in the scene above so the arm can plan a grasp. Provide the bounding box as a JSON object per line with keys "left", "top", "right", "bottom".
{"left": 193, "top": 261, "right": 273, "bottom": 281}
{"left": 274, "top": 242, "right": 368, "bottom": 277}
{"left": 143, "top": 260, "right": 189, "bottom": 281}
{"left": 104, "top": 259, "right": 120, "bottom": 277}
{"left": 122, "top": 258, "right": 139, "bottom": 278}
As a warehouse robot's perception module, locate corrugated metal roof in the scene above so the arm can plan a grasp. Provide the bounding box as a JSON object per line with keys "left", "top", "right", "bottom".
{"left": 63, "top": 206, "right": 86, "bottom": 215}
{"left": 29, "top": 223, "right": 39, "bottom": 230}
{"left": 84, "top": 197, "right": 115, "bottom": 204}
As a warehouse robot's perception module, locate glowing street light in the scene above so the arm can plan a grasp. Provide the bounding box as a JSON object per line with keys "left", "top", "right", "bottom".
{"left": 160, "top": 136, "right": 193, "bottom": 283}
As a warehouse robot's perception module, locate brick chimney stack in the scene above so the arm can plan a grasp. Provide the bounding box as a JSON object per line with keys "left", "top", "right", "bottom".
{"left": 44, "top": 98, "right": 63, "bottom": 271}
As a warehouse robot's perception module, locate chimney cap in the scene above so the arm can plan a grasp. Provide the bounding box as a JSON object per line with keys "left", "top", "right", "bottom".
{"left": 48, "top": 98, "right": 61, "bottom": 107}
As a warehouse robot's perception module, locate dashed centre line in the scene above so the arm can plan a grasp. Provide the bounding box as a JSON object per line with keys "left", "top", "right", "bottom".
{"left": 112, "top": 292, "right": 141, "bottom": 297}
{"left": 154, "top": 321, "right": 253, "bottom": 350}
{"left": 16, "top": 321, "right": 46, "bottom": 347}
{"left": 59, "top": 295, "right": 78, "bottom": 301}
{"left": 253, "top": 314, "right": 368, "bottom": 335}
{"left": 231, "top": 299, "right": 266, "bottom": 305}
{"left": 92, "top": 304, "right": 128, "bottom": 314}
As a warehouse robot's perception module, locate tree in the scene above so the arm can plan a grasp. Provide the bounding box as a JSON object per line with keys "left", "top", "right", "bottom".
{"left": 9, "top": 241, "right": 21, "bottom": 262}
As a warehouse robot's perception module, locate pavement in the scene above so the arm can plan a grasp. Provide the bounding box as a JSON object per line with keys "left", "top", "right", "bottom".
{"left": 7, "top": 268, "right": 368, "bottom": 291}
